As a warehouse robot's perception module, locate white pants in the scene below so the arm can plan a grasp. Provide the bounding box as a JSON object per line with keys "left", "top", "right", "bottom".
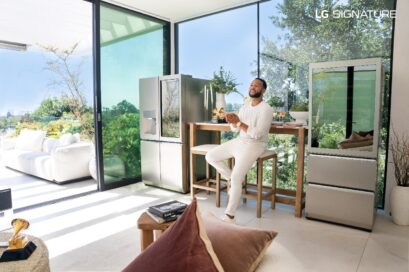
{"left": 205, "top": 137, "right": 266, "bottom": 216}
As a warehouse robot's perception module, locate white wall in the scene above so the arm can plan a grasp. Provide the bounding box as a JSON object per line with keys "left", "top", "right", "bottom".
{"left": 384, "top": 0, "right": 409, "bottom": 214}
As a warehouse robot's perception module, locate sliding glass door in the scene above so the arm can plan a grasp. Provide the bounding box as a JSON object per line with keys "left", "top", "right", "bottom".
{"left": 95, "top": 2, "right": 169, "bottom": 190}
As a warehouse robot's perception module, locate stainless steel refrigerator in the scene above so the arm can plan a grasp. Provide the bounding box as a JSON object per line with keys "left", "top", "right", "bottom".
{"left": 140, "top": 74, "right": 210, "bottom": 193}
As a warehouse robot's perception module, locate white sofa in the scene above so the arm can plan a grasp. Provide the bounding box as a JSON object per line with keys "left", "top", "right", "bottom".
{"left": 1, "top": 129, "right": 92, "bottom": 184}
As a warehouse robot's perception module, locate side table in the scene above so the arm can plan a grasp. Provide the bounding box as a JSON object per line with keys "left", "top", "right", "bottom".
{"left": 137, "top": 212, "right": 174, "bottom": 251}
{"left": 0, "top": 232, "right": 50, "bottom": 272}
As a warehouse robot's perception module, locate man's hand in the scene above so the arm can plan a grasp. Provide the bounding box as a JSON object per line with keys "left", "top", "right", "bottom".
{"left": 225, "top": 113, "right": 240, "bottom": 124}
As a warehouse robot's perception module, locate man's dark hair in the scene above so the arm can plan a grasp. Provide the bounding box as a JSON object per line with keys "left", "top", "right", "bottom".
{"left": 255, "top": 78, "right": 267, "bottom": 90}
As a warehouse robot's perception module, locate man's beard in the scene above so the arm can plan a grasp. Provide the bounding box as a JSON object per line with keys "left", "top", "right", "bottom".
{"left": 249, "top": 91, "right": 262, "bottom": 98}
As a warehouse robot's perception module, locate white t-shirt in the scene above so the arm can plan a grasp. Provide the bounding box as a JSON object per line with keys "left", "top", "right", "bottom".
{"left": 231, "top": 100, "right": 273, "bottom": 143}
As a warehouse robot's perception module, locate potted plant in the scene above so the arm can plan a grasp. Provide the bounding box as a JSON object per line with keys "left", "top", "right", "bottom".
{"left": 289, "top": 101, "right": 308, "bottom": 125}
{"left": 209, "top": 66, "right": 240, "bottom": 111}
{"left": 389, "top": 128, "right": 409, "bottom": 225}
{"left": 267, "top": 95, "right": 285, "bottom": 109}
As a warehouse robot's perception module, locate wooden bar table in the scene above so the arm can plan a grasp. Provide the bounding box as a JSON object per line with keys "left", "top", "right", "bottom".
{"left": 189, "top": 122, "right": 307, "bottom": 218}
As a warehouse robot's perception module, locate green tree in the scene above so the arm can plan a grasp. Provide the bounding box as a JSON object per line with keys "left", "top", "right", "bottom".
{"left": 256, "top": 0, "right": 394, "bottom": 204}
{"left": 32, "top": 97, "right": 71, "bottom": 120}
{"left": 261, "top": 0, "right": 393, "bottom": 102}
{"left": 43, "top": 43, "right": 87, "bottom": 118}
{"left": 42, "top": 43, "right": 94, "bottom": 140}
{"left": 102, "top": 100, "right": 141, "bottom": 178}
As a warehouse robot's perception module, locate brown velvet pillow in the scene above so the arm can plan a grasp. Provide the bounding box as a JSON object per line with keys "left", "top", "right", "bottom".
{"left": 123, "top": 199, "right": 224, "bottom": 272}
{"left": 202, "top": 212, "right": 277, "bottom": 272}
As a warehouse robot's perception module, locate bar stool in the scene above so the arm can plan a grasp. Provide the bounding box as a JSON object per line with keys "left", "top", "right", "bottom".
{"left": 241, "top": 149, "right": 277, "bottom": 218}
{"left": 190, "top": 144, "right": 227, "bottom": 207}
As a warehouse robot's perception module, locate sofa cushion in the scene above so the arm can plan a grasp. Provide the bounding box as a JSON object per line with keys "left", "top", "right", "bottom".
{"left": 123, "top": 199, "right": 223, "bottom": 272}
{"left": 49, "top": 133, "right": 77, "bottom": 155}
{"left": 15, "top": 129, "right": 46, "bottom": 152}
{"left": 58, "top": 133, "right": 76, "bottom": 146}
{"left": 202, "top": 212, "right": 278, "bottom": 272}
{"left": 43, "top": 138, "right": 58, "bottom": 154}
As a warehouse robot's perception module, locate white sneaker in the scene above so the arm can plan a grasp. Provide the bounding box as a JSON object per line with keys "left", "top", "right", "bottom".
{"left": 221, "top": 214, "right": 236, "bottom": 224}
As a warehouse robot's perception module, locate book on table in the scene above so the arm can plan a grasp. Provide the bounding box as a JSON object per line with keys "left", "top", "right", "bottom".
{"left": 146, "top": 210, "right": 178, "bottom": 224}
{"left": 148, "top": 200, "right": 187, "bottom": 219}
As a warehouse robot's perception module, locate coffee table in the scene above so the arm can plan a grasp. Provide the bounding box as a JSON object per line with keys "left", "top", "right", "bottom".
{"left": 137, "top": 212, "right": 174, "bottom": 251}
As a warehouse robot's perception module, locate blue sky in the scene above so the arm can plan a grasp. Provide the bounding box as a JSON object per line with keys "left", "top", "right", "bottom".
{"left": 0, "top": 47, "right": 93, "bottom": 116}
{"left": 0, "top": 0, "right": 285, "bottom": 116}
{"left": 178, "top": 1, "right": 285, "bottom": 105}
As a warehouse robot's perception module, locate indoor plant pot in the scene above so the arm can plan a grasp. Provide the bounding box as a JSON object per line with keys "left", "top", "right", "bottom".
{"left": 289, "top": 101, "right": 308, "bottom": 125}
{"left": 289, "top": 111, "right": 308, "bottom": 125}
{"left": 209, "top": 66, "right": 241, "bottom": 122}
{"left": 390, "top": 186, "right": 409, "bottom": 225}
{"left": 389, "top": 128, "right": 409, "bottom": 225}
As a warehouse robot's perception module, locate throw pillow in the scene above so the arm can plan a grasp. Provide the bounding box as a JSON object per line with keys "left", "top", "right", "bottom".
{"left": 50, "top": 133, "right": 76, "bottom": 155}
{"left": 202, "top": 212, "right": 278, "bottom": 272}
{"left": 15, "top": 129, "right": 46, "bottom": 152}
{"left": 123, "top": 199, "right": 224, "bottom": 272}
{"left": 73, "top": 133, "right": 81, "bottom": 143}
{"left": 43, "top": 138, "right": 58, "bottom": 154}
{"left": 58, "top": 133, "right": 76, "bottom": 146}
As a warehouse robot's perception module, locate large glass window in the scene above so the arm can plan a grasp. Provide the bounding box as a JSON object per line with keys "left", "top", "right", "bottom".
{"left": 177, "top": 0, "right": 394, "bottom": 207}
{"left": 99, "top": 4, "right": 168, "bottom": 187}
{"left": 0, "top": 0, "right": 95, "bottom": 208}
{"left": 178, "top": 5, "right": 257, "bottom": 110}
{"left": 259, "top": 0, "right": 394, "bottom": 206}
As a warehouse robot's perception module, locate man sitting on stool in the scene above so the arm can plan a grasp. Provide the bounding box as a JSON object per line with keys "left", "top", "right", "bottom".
{"left": 206, "top": 78, "right": 273, "bottom": 223}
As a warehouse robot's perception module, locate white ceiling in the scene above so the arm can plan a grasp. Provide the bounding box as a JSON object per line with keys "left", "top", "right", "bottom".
{"left": 0, "top": 0, "right": 260, "bottom": 51}
{"left": 107, "top": 0, "right": 261, "bottom": 22}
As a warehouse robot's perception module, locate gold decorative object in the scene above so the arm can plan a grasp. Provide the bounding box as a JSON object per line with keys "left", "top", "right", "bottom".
{"left": 212, "top": 107, "right": 226, "bottom": 123}
{"left": 8, "top": 218, "right": 30, "bottom": 250}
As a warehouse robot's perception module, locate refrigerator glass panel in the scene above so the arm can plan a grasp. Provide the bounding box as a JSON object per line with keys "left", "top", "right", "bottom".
{"left": 161, "top": 79, "right": 180, "bottom": 139}
{"left": 309, "top": 60, "right": 380, "bottom": 158}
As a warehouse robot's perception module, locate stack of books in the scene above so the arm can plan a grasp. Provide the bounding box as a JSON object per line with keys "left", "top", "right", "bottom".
{"left": 146, "top": 200, "right": 188, "bottom": 224}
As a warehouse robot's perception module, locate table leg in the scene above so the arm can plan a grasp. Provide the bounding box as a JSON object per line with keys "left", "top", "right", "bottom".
{"left": 154, "top": 230, "right": 164, "bottom": 240}
{"left": 295, "top": 128, "right": 306, "bottom": 217}
{"left": 140, "top": 230, "right": 154, "bottom": 252}
{"left": 190, "top": 123, "right": 197, "bottom": 198}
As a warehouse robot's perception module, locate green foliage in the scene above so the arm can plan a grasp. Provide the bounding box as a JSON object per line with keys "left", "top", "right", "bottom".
{"left": 111, "top": 100, "right": 138, "bottom": 115}
{"left": 317, "top": 122, "right": 346, "bottom": 149}
{"left": 15, "top": 121, "right": 43, "bottom": 136}
{"left": 290, "top": 102, "right": 308, "bottom": 111}
{"left": 102, "top": 100, "right": 141, "bottom": 178}
{"left": 45, "top": 118, "right": 79, "bottom": 138}
{"left": 210, "top": 66, "right": 240, "bottom": 95}
{"left": 259, "top": 0, "right": 394, "bottom": 206}
{"left": 79, "top": 110, "right": 94, "bottom": 141}
{"left": 223, "top": 133, "right": 301, "bottom": 191}
{"left": 32, "top": 97, "right": 71, "bottom": 120}
{"left": 267, "top": 96, "right": 285, "bottom": 108}
{"left": 42, "top": 43, "right": 87, "bottom": 120}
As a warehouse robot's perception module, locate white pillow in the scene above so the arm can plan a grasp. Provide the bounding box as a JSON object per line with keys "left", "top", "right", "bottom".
{"left": 43, "top": 138, "right": 58, "bottom": 154}
{"left": 58, "top": 133, "right": 76, "bottom": 146}
{"left": 73, "top": 133, "right": 81, "bottom": 143}
{"left": 15, "top": 129, "right": 46, "bottom": 152}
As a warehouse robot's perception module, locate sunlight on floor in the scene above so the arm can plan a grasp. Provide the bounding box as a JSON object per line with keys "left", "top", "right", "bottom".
{"left": 29, "top": 195, "right": 157, "bottom": 237}
{"left": 45, "top": 210, "right": 145, "bottom": 258}
{"left": 15, "top": 185, "right": 97, "bottom": 207}
{"left": 144, "top": 187, "right": 179, "bottom": 197}
{"left": 18, "top": 192, "right": 120, "bottom": 220}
